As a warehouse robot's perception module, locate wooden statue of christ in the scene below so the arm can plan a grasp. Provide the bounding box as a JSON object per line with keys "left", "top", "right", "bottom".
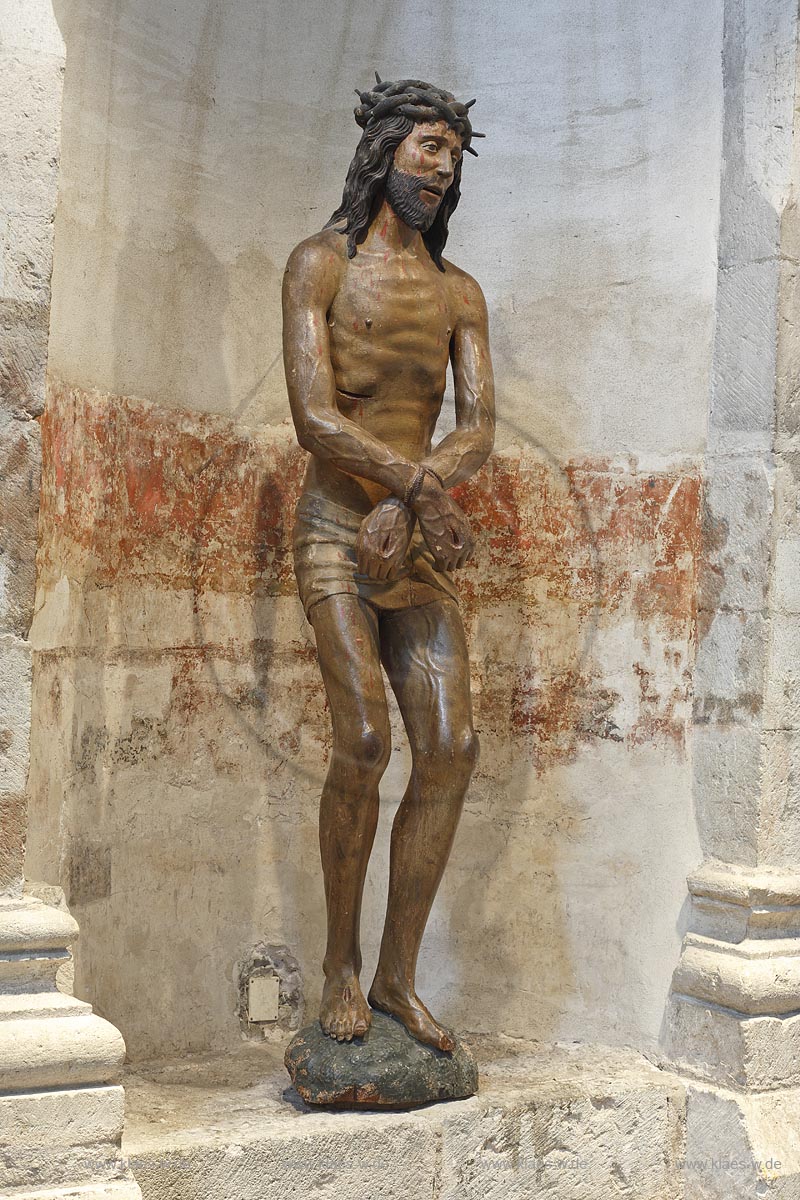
{"left": 283, "top": 76, "right": 495, "bottom": 1051}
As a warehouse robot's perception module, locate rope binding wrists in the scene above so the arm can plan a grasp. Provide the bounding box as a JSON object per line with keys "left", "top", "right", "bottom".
{"left": 403, "top": 464, "right": 426, "bottom": 507}
{"left": 422, "top": 465, "right": 445, "bottom": 489}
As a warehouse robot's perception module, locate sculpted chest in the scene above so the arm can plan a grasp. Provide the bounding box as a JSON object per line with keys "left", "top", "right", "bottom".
{"left": 327, "top": 256, "right": 454, "bottom": 391}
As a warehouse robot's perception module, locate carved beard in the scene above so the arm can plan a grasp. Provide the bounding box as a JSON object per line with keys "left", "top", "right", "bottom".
{"left": 384, "top": 166, "right": 442, "bottom": 232}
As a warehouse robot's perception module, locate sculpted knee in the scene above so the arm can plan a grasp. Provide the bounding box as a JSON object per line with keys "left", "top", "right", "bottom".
{"left": 427, "top": 726, "right": 479, "bottom": 782}
{"left": 456, "top": 727, "right": 480, "bottom": 776}
{"left": 463, "top": 728, "right": 480, "bottom": 771}
{"left": 360, "top": 727, "right": 390, "bottom": 773}
{"left": 336, "top": 724, "right": 390, "bottom": 778}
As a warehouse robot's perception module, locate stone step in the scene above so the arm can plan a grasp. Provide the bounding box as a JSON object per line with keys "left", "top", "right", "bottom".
{"left": 122, "top": 1035, "right": 687, "bottom": 1199}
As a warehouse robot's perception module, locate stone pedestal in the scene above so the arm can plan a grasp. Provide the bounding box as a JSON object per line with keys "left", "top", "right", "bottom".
{"left": 666, "top": 864, "right": 800, "bottom": 1092}
{"left": 666, "top": 865, "right": 800, "bottom": 1195}
{"left": 0, "top": 894, "right": 140, "bottom": 1197}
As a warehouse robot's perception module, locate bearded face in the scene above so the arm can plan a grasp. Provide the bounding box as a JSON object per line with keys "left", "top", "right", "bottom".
{"left": 384, "top": 166, "right": 444, "bottom": 231}
{"left": 382, "top": 120, "right": 463, "bottom": 233}
{"left": 328, "top": 114, "right": 466, "bottom": 268}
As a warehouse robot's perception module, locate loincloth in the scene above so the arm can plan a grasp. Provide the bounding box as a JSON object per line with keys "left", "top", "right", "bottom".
{"left": 292, "top": 492, "right": 459, "bottom": 620}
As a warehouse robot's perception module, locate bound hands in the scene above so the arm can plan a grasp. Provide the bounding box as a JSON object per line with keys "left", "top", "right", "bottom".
{"left": 412, "top": 472, "right": 475, "bottom": 571}
{"left": 356, "top": 471, "right": 474, "bottom": 580}
{"left": 356, "top": 497, "right": 415, "bottom": 580}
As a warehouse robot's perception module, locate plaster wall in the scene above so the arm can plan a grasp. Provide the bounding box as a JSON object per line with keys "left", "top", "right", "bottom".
{"left": 27, "top": 0, "right": 721, "bottom": 1058}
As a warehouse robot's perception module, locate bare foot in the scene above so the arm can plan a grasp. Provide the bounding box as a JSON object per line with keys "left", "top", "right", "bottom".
{"left": 319, "top": 973, "right": 371, "bottom": 1042}
{"left": 368, "top": 974, "right": 456, "bottom": 1052}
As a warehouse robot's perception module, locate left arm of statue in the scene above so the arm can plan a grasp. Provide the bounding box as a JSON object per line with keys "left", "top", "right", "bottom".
{"left": 422, "top": 273, "right": 496, "bottom": 489}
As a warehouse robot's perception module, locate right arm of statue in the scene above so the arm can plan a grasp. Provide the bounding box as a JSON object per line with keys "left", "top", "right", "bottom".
{"left": 282, "top": 239, "right": 419, "bottom": 497}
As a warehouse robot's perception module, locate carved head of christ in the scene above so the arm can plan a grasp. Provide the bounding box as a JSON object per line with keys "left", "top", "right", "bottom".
{"left": 327, "top": 77, "right": 483, "bottom": 269}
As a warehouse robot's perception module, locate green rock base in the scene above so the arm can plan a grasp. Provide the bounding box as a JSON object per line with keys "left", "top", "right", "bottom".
{"left": 284, "top": 1011, "right": 478, "bottom": 1108}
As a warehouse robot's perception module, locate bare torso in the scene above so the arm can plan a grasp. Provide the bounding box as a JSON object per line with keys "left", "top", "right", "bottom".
{"left": 303, "top": 228, "right": 464, "bottom": 513}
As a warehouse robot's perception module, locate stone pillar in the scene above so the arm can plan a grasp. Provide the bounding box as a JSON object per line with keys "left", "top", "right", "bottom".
{"left": 664, "top": 0, "right": 800, "bottom": 1194}
{"left": 0, "top": 1, "right": 141, "bottom": 1195}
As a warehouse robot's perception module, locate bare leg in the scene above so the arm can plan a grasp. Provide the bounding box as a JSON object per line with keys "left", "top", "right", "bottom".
{"left": 369, "top": 599, "right": 478, "bottom": 1051}
{"left": 310, "top": 594, "right": 391, "bottom": 1041}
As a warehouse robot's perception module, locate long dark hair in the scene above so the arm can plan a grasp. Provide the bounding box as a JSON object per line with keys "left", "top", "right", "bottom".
{"left": 326, "top": 114, "right": 463, "bottom": 273}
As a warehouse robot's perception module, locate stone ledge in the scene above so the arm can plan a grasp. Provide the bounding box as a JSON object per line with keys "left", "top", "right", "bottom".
{"left": 0, "top": 1013, "right": 125, "bottom": 1090}
{"left": 0, "top": 1084, "right": 126, "bottom": 1195}
{"left": 123, "top": 1036, "right": 686, "bottom": 1200}
{"left": 665, "top": 993, "right": 800, "bottom": 1091}
{"left": 688, "top": 863, "right": 800, "bottom": 908}
{"left": 0, "top": 895, "right": 78, "bottom": 951}
{"left": 673, "top": 934, "right": 800, "bottom": 1014}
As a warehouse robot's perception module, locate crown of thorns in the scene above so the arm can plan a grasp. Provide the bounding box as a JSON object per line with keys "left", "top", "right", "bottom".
{"left": 354, "top": 73, "right": 485, "bottom": 155}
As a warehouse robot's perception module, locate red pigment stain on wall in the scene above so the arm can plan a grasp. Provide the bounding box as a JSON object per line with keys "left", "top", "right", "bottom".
{"left": 40, "top": 381, "right": 306, "bottom": 595}
{"left": 454, "top": 459, "right": 699, "bottom": 627}
{"left": 39, "top": 381, "right": 701, "bottom": 764}
{"left": 453, "top": 458, "right": 699, "bottom": 765}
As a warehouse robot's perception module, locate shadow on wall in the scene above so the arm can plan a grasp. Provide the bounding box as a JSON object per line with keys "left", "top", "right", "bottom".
{"left": 439, "top": 445, "right": 597, "bottom": 1039}
{"left": 47, "top": 0, "right": 289, "bottom": 420}
{"left": 61, "top": 209, "right": 315, "bottom": 1053}
{"left": 110, "top": 220, "right": 234, "bottom": 415}
{"left": 33, "top": 0, "right": 289, "bottom": 1051}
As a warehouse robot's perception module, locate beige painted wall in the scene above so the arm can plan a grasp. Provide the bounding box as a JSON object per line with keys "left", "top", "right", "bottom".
{"left": 47, "top": 0, "right": 721, "bottom": 459}
{"left": 28, "top": 0, "right": 721, "bottom": 1059}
